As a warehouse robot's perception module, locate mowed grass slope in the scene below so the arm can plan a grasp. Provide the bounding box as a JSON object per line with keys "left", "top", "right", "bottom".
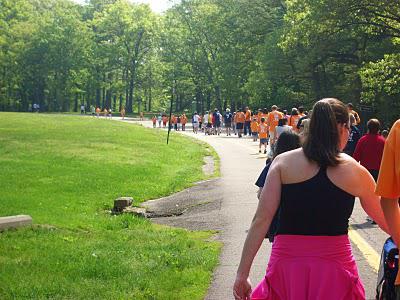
{"left": 0, "top": 113, "right": 220, "bottom": 299}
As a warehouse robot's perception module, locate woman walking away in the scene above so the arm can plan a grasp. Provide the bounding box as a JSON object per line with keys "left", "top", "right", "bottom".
{"left": 234, "top": 98, "right": 389, "bottom": 300}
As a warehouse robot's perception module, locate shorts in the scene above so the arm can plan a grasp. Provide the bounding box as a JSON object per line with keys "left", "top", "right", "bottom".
{"left": 207, "top": 123, "right": 212, "bottom": 128}
{"left": 225, "top": 122, "right": 232, "bottom": 128}
{"left": 260, "top": 138, "right": 268, "bottom": 144}
{"left": 236, "top": 123, "right": 244, "bottom": 130}
{"left": 252, "top": 132, "right": 258, "bottom": 137}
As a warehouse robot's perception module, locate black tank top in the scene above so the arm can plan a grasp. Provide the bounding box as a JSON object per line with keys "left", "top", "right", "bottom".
{"left": 276, "top": 166, "right": 355, "bottom": 236}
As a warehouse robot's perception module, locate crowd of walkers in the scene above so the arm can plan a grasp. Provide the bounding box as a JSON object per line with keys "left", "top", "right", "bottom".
{"left": 142, "top": 99, "right": 400, "bottom": 299}
{"left": 230, "top": 98, "right": 400, "bottom": 300}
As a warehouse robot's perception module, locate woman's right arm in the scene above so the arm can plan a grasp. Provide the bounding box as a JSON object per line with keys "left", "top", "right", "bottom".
{"left": 353, "top": 163, "right": 390, "bottom": 234}
{"left": 233, "top": 158, "right": 282, "bottom": 299}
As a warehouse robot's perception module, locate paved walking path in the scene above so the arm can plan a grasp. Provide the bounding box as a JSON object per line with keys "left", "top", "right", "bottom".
{"left": 115, "top": 118, "right": 386, "bottom": 300}
{"left": 122, "top": 120, "right": 271, "bottom": 298}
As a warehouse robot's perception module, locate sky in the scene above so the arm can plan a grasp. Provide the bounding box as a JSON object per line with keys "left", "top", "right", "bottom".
{"left": 73, "top": 0, "right": 179, "bottom": 13}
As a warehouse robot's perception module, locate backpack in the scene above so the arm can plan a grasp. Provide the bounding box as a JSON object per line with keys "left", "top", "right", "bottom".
{"left": 376, "top": 237, "right": 399, "bottom": 300}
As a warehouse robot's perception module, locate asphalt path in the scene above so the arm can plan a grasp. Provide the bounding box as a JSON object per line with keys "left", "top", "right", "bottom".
{"left": 120, "top": 118, "right": 389, "bottom": 300}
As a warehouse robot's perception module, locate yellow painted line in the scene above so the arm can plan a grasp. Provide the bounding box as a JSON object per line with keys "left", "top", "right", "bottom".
{"left": 348, "top": 226, "right": 380, "bottom": 273}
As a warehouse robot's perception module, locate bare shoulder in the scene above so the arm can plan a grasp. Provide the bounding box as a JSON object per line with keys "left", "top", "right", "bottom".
{"left": 328, "top": 153, "right": 374, "bottom": 197}
{"left": 276, "top": 149, "right": 319, "bottom": 184}
{"left": 336, "top": 153, "right": 365, "bottom": 175}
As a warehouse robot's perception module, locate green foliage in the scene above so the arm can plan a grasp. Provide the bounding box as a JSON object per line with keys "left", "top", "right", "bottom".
{"left": 1, "top": 0, "right": 400, "bottom": 122}
{"left": 0, "top": 113, "right": 220, "bottom": 299}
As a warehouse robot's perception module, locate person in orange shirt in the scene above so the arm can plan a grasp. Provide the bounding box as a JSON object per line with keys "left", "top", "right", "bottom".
{"left": 171, "top": 114, "right": 177, "bottom": 131}
{"left": 162, "top": 115, "right": 168, "bottom": 128}
{"left": 251, "top": 117, "right": 259, "bottom": 142}
{"left": 267, "top": 105, "right": 283, "bottom": 145}
{"left": 151, "top": 115, "right": 157, "bottom": 128}
{"left": 376, "top": 119, "right": 400, "bottom": 286}
{"left": 95, "top": 107, "right": 101, "bottom": 118}
{"left": 235, "top": 109, "right": 246, "bottom": 138}
{"left": 258, "top": 117, "right": 268, "bottom": 154}
{"left": 298, "top": 106, "right": 306, "bottom": 118}
{"left": 181, "top": 113, "right": 187, "bottom": 131}
{"left": 257, "top": 109, "right": 263, "bottom": 123}
{"left": 244, "top": 106, "right": 252, "bottom": 136}
{"left": 289, "top": 108, "right": 301, "bottom": 132}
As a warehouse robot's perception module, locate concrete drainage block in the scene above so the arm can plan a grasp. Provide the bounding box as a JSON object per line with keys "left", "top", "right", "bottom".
{"left": 0, "top": 215, "right": 32, "bottom": 231}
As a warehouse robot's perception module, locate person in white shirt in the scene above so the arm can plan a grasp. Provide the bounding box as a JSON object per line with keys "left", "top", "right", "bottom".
{"left": 192, "top": 112, "right": 200, "bottom": 134}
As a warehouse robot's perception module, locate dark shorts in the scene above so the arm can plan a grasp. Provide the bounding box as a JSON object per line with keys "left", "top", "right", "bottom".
{"left": 260, "top": 138, "right": 268, "bottom": 144}
{"left": 252, "top": 132, "right": 258, "bottom": 136}
{"left": 236, "top": 123, "right": 244, "bottom": 130}
{"left": 225, "top": 122, "right": 231, "bottom": 128}
{"left": 207, "top": 123, "right": 212, "bottom": 128}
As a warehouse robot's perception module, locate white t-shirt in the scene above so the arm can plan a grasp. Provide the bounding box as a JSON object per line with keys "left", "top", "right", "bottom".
{"left": 193, "top": 114, "right": 200, "bottom": 123}
{"left": 276, "top": 125, "right": 292, "bottom": 138}
{"left": 203, "top": 114, "right": 209, "bottom": 123}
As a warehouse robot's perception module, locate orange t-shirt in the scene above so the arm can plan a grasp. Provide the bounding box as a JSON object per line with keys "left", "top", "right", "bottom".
{"left": 171, "top": 116, "right": 176, "bottom": 124}
{"left": 245, "top": 110, "right": 252, "bottom": 122}
{"left": 289, "top": 115, "right": 301, "bottom": 130}
{"left": 259, "top": 123, "right": 268, "bottom": 139}
{"left": 257, "top": 112, "right": 262, "bottom": 123}
{"left": 181, "top": 116, "right": 187, "bottom": 124}
{"left": 152, "top": 117, "right": 157, "bottom": 123}
{"left": 376, "top": 120, "right": 400, "bottom": 199}
{"left": 236, "top": 112, "right": 245, "bottom": 123}
{"left": 267, "top": 111, "right": 283, "bottom": 132}
{"left": 251, "top": 121, "right": 259, "bottom": 132}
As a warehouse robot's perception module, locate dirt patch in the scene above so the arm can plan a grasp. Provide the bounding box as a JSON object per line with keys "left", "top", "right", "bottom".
{"left": 142, "top": 179, "right": 224, "bottom": 232}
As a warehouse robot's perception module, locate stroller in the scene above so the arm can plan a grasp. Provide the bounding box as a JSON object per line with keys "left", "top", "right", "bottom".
{"left": 376, "top": 237, "right": 399, "bottom": 300}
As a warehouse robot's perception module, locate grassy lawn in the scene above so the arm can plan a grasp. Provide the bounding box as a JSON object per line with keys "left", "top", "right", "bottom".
{"left": 0, "top": 113, "right": 220, "bottom": 299}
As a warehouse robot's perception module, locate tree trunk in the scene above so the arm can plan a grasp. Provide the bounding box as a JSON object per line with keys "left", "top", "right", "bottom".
{"left": 206, "top": 91, "right": 211, "bottom": 111}
{"left": 215, "top": 85, "right": 221, "bottom": 110}
{"left": 148, "top": 86, "right": 152, "bottom": 112}
{"left": 106, "top": 89, "right": 111, "bottom": 109}
{"left": 127, "top": 76, "right": 134, "bottom": 113}
{"left": 74, "top": 93, "right": 78, "bottom": 112}
{"left": 96, "top": 88, "right": 101, "bottom": 108}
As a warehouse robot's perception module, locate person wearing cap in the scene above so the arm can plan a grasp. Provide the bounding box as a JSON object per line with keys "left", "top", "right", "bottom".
{"left": 224, "top": 108, "right": 233, "bottom": 136}
{"left": 267, "top": 105, "right": 283, "bottom": 146}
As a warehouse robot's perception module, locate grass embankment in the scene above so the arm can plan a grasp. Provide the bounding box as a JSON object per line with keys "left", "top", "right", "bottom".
{"left": 0, "top": 113, "right": 220, "bottom": 299}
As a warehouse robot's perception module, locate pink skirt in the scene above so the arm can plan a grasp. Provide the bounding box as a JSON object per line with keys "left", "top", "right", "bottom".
{"left": 251, "top": 235, "right": 365, "bottom": 300}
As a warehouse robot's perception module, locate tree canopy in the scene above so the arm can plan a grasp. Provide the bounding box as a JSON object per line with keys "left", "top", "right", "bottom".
{"left": 0, "top": 0, "right": 399, "bottom": 125}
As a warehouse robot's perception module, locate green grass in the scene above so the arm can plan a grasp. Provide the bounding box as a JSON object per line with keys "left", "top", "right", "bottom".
{"left": 0, "top": 113, "right": 221, "bottom": 299}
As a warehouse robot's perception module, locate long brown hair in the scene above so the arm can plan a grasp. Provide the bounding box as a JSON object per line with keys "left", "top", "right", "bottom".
{"left": 302, "top": 98, "right": 349, "bottom": 166}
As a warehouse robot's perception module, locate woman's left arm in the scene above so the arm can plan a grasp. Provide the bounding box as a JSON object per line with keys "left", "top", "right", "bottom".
{"left": 233, "top": 158, "right": 282, "bottom": 298}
